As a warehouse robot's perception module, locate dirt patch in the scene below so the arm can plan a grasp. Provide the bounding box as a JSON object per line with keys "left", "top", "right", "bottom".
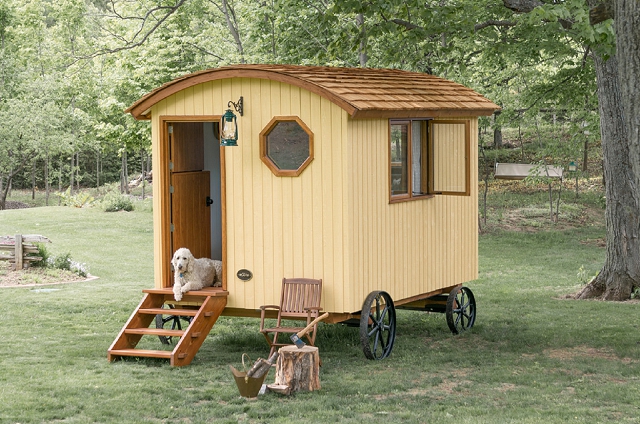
{"left": 2, "top": 200, "right": 32, "bottom": 210}
{"left": 579, "top": 237, "right": 606, "bottom": 248}
{"left": 544, "top": 346, "right": 636, "bottom": 364}
{"left": 0, "top": 262, "right": 91, "bottom": 287}
{"left": 481, "top": 205, "right": 605, "bottom": 234}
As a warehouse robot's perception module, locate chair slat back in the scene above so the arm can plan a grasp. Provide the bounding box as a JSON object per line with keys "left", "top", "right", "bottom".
{"left": 280, "top": 278, "right": 322, "bottom": 316}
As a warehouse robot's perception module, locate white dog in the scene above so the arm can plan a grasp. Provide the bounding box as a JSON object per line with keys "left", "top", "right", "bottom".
{"left": 171, "top": 247, "right": 222, "bottom": 301}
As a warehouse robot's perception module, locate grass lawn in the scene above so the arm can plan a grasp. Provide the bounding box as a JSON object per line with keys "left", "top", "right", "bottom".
{"left": 0, "top": 202, "right": 638, "bottom": 423}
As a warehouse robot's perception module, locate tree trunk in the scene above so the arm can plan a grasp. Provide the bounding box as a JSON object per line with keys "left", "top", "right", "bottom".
{"left": 96, "top": 150, "right": 100, "bottom": 188}
{"left": 45, "top": 151, "right": 50, "bottom": 206}
{"left": 69, "top": 153, "right": 75, "bottom": 195}
{"left": 141, "top": 149, "right": 146, "bottom": 200}
{"left": 356, "top": 14, "right": 368, "bottom": 67}
{"left": 582, "top": 138, "right": 588, "bottom": 173}
{"left": 58, "top": 156, "right": 62, "bottom": 206}
{"left": 577, "top": 50, "right": 640, "bottom": 300}
{"left": 31, "top": 158, "right": 36, "bottom": 200}
{"left": 76, "top": 152, "right": 80, "bottom": 191}
{"left": 493, "top": 111, "right": 503, "bottom": 148}
{"left": 274, "top": 345, "right": 321, "bottom": 393}
{"left": 221, "top": 0, "right": 244, "bottom": 63}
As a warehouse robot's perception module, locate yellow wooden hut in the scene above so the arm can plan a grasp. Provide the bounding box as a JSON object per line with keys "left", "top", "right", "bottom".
{"left": 108, "top": 65, "right": 499, "bottom": 365}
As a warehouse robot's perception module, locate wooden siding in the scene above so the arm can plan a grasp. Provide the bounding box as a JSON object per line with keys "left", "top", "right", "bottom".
{"left": 149, "top": 77, "right": 478, "bottom": 314}
{"left": 347, "top": 118, "right": 478, "bottom": 310}
{"left": 151, "top": 78, "right": 350, "bottom": 313}
{"left": 432, "top": 120, "right": 470, "bottom": 195}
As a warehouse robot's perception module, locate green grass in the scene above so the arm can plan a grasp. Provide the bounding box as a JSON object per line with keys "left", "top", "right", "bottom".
{"left": 0, "top": 201, "right": 638, "bottom": 423}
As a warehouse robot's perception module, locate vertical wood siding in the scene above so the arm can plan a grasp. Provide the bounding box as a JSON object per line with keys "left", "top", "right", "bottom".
{"left": 347, "top": 118, "right": 478, "bottom": 310}
{"left": 152, "top": 79, "right": 350, "bottom": 313}
{"left": 150, "top": 78, "right": 477, "bottom": 314}
{"left": 432, "top": 121, "right": 468, "bottom": 193}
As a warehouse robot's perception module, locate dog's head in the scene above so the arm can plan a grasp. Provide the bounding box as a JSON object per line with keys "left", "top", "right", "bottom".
{"left": 171, "top": 248, "right": 194, "bottom": 274}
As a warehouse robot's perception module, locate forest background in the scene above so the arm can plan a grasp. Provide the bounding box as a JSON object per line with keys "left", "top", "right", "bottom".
{"left": 0, "top": 0, "right": 609, "bottom": 204}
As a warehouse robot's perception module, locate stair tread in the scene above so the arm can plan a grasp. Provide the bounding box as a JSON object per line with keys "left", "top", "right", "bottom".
{"left": 109, "top": 349, "right": 173, "bottom": 359}
{"left": 139, "top": 308, "right": 199, "bottom": 316}
{"left": 124, "top": 328, "right": 185, "bottom": 337}
{"left": 143, "top": 287, "right": 229, "bottom": 297}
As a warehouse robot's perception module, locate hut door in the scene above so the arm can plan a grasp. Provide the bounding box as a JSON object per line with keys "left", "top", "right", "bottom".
{"left": 169, "top": 122, "right": 212, "bottom": 259}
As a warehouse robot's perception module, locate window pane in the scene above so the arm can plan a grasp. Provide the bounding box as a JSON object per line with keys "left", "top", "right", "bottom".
{"left": 266, "top": 121, "right": 310, "bottom": 170}
{"left": 411, "top": 121, "right": 423, "bottom": 194}
{"left": 390, "top": 123, "right": 408, "bottom": 195}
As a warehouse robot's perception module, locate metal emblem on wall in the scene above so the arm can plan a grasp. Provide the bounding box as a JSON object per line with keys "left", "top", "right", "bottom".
{"left": 237, "top": 269, "right": 253, "bottom": 281}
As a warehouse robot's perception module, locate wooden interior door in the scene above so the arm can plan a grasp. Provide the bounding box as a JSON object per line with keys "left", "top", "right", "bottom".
{"left": 171, "top": 171, "right": 211, "bottom": 258}
{"left": 169, "top": 122, "right": 212, "bottom": 260}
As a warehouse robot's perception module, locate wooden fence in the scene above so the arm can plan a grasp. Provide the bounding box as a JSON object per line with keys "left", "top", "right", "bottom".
{"left": 0, "top": 235, "right": 50, "bottom": 270}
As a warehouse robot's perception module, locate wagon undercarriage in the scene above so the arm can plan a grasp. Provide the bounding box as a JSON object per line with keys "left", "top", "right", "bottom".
{"left": 108, "top": 284, "right": 476, "bottom": 366}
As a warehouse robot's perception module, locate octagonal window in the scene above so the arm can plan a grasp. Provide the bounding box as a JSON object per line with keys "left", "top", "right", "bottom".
{"left": 260, "top": 116, "right": 314, "bottom": 177}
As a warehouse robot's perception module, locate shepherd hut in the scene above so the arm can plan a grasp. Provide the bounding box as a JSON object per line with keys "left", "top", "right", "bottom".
{"left": 108, "top": 65, "right": 500, "bottom": 365}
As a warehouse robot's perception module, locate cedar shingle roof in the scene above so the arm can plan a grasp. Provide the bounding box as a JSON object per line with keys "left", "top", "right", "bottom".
{"left": 126, "top": 64, "right": 500, "bottom": 120}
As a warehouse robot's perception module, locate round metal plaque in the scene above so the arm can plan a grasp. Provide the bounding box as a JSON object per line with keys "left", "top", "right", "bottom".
{"left": 237, "top": 269, "right": 253, "bottom": 281}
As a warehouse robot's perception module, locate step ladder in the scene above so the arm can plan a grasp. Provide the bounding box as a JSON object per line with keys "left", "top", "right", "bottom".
{"left": 108, "top": 287, "right": 228, "bottom": 366}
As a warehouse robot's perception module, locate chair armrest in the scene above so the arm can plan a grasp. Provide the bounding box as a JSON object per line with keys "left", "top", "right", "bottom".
{"left": 304, "top": 307, "right": 323, "bottom": 312}
{"left": 303, "top": 307, "right": 323, "bottom": 322}
{"left": 259, "top": 305, "right": 281, "bottom": 332}
{"left": 260, "top": 305, "right": 280, "bottom": 311}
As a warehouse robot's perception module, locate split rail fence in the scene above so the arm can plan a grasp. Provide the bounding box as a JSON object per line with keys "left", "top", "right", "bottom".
{"left": 0, "top": 234, "right": 50, "bottom": 270}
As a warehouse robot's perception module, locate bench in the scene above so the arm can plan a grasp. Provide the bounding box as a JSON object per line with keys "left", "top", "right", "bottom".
{"left": 494, "top": 163, "right": 563, "bottom": 180}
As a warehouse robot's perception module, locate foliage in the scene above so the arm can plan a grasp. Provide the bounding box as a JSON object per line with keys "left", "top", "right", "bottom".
{"left": 30, "top": 243, "right": 89, "bottom": 277}
{"left": 100, "top": 185, "right": 134, "bottom": 212}
{"left": 56, "top": 187, "right": 95, "bottom": 208}
{"left": 49, "top": 252, "right": 73, "bottom": 271}
{"left": 32, "top": 242, "right": 51, "bottom": 267}
{"left": 44, "top": 251, "right": 89, "bottom": 277}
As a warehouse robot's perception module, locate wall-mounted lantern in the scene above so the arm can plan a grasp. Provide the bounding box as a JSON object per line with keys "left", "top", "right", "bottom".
{"left": 220, "top": 96, "right": 243, "bottom": 147}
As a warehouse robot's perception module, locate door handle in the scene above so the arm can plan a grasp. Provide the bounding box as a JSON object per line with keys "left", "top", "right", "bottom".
{"left": 206, "top": 196, "right": 213, "bottom": 207}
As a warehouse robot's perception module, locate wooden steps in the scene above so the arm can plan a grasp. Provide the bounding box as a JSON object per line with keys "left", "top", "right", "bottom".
{"left": 108, "top": 287, "right": 228, "bottom": 366}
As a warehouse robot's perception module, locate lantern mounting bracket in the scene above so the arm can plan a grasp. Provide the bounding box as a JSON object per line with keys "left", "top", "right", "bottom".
{"left": 228, "top": 96, "right": 243, "bottom": 116}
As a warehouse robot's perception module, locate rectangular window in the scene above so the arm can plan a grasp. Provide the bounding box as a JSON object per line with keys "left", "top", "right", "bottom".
{"left": 389, "top": 119, "right": 470, "bottom": 202}
{"left": 390, "top": 120, "right": 429, "bottom": 201}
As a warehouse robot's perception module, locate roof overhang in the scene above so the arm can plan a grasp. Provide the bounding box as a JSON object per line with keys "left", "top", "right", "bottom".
{"left": 126, "top": 65, "right": 500, "bottom": 120}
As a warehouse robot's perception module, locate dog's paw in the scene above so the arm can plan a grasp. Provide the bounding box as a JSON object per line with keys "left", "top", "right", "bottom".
{"left": 174, "top": 293, "right": 183, "bottom": 301}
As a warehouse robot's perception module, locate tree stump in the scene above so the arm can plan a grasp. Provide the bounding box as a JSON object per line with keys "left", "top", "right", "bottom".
{"left": 273, "top": 345, "right": 321, "bottom": 393}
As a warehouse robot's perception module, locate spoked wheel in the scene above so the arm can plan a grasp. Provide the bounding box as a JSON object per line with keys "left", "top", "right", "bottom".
{"left": 446, "top": 286, "right": 476, "bottom": 334}
{"left": 155, "top": 304, "right": 192, "bottom": 345}
{"left": 360, "top": 291, "right": 396, "bottom": 360}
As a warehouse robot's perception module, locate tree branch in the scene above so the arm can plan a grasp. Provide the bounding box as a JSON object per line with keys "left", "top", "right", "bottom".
{"left": 84, "top": 0, "right": 188, "bottom": 59}
{"left": 390, "top": 18, "right": 421, "bottom": 31}
{"left": 503, "top": 0, "right": 543, "bottom": 14}
{"left": 589, "top": 3, "right": 614, "bottom": 25}
{"left": 474, "top": 20, "right": 517, "bottom": 32}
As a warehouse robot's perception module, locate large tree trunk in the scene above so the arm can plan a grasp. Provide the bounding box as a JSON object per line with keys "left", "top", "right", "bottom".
{"left": 577, "top": 50, "right": 640, "bottom": 300}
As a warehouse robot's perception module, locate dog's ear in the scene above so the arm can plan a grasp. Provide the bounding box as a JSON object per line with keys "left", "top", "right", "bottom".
{"left": 186, "top": 253, "right": 194, "bottom": 273}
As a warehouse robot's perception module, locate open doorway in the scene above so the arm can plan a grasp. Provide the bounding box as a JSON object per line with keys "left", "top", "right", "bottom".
{"left": 166, "top": 120, "right": 224, "bottom": 286}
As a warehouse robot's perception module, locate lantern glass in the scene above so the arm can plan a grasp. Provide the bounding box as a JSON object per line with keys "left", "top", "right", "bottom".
{"left": 220, "top": 109, "right": 238, "bottom": 146}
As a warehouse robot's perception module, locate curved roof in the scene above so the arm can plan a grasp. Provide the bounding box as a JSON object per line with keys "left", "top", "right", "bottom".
{"left": 126, "top": 64, "right": 500, "bottom": 120}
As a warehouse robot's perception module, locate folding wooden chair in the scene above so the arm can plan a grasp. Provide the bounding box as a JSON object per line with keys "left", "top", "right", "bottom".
{"left": 259, "top": 278, "right": 323, "bottom": 356}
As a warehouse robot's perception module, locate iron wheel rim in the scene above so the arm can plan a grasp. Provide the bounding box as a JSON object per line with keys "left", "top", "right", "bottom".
{"left": 360, "top": 291, "right": 396, "bottom": 360}
{"left": 446, "top": 286, "right": 476, "bottom": 334}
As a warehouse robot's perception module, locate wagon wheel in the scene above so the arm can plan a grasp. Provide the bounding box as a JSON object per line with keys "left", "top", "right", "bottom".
{"left": 155, "top": 304, "right": 192, "bottom": 345}
{"left": 360, "top": 291, "right": 396, "bottom": 360}
{"left": 446, "top": 286, "right": 476, "bottom": 334}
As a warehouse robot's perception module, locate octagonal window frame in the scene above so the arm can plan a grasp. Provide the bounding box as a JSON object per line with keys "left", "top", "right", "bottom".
{"left": 260, "top": 116, "right": 314, "bottom": 177}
